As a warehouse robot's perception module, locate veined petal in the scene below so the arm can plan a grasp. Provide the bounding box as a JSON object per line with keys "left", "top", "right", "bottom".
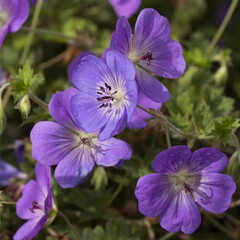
{"left": 72, "top": 55, "right": 113, "bottom": 94}
{"left": 109, "top": 0, "right": 142, "bottom": 19}
{"left": 54, "top": 145, "right": 95, "bottom": 188}
{"left": 98, "top": 108, "right": 126, "bottom": 140}
{"left": 193, "top": 173, "right": 236, "bottom": 214}
{"left": 35, "top": 164, "right": 51, "bottom": 198}
{"left": 110, "top": 16, "right": 132, "bottom": 55}
{"left": 133, "top": 9, "right": 171, "bottom": 52}
{"left": 106, "top": 50, "right": 136, "bottom": 86}
{"left": 159, "top": 190, "right": 201, "bottom": 234}
{"left": 189, "top": 147, "right": 229, "bottom": 174}
{"left": 92, "top": 137, "right": 132, "bottom": 166}
{"left": 140, "top": 39, "right": 186, "bottom": 79}
{"left": 135, "top": 66, "right": 170, "bottom": 103}
{"left": 127, "top": 88, "right": 162, "bottom": 129}
{"left": 70, "top": 92, "right": 110, "bottom": 133}
{"left": 9, "top": 0, "right": 29, "bottom": 32}
{"left": 13, "top": 216, "right": 47, "bottom": 240}
{"left": 151, "top": 145, "right": 192, "bottom": 174}
{"left": 49, "top": 88, "right": 79, "bottom": 131}
{"left": 135, "top": 173, "right": 174, "bottom": 217}
{"left": 16, "top": 180, "right": 45, "bottom": 220}
{"left": 68, "top": 51, "right": 95, "bottom": 83}
{"left": 30, "top": 121, "right": 77, "bottom": 166}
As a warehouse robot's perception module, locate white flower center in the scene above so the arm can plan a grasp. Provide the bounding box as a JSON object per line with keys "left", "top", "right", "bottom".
{"left": 0, "top": 9, "right": 9, "bottom": 29}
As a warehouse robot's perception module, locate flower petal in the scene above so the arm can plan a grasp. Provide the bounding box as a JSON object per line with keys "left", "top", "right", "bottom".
{"left": 54, "top": 146, "right": 95, "bottom": 188}
{"left": 189, "top": 147, "right": 229, "bottom": 174}
{"left": 13, "top": 216, "right": 47, "bottom": 240}
{"left": 92, "top": 137, "right": 132, "bottom": 166}
{"left": 133, "top": 9, "right": 171, "bottom": 52}
{"left": 135, "top": 66, "right": 170, "bottom": 103}
{"left": 70, "top": 92, "right": 110, "bottom": 133}
{"left": 127, "top": 88, "right": 162, "bottom": 129}
{"left": 72, "top": 55, "right": 113, "bottom": 94}
{"left": 106, "top": 50, "right": 136, "bottom": 87}
{"left": 151, "top": 145, "right": 192, "bottom": 174}
{"left": 16, "top": 180, "right": 45, "bottom": 220}
{"left": 135, "top": 173, "right": 174, "bottom": 217}
{"left": 109, "top": 0, "right": 141, "bottom": 19}
{"left": 31, "top": 121, "right": 77, "bottom": 166}
{"left": 110, "top": 16, "right": 132, "bottom": 55}
{"left": 68, "top": 51, "right": 95, "bottom": 83}
{"left": 140, "top": 39, "right": 186, "bottom": 79}
{"left": 35, "top": 164, "right": 51, "bottom": 197}
{"left": 9, "top": 0, "right": 29, "bottom": 32}
{"left": 193, "top": 173, "right": 236, "bottom": 214}
{"left": 49, "top": 88, "right": 79, "bottom": 131}
{"left": 159, "top": 190, "right": 201, "bottom": 234}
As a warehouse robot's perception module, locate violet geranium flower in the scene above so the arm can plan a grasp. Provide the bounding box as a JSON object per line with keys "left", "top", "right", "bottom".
{"left": 31, "top": 88, "right": 133, "bottom": 188}
{"left": 110, "top": 8, "right": 186, "bottom": 103}
{"left": 13, "top": 163, "right": 56, "bottom": 240}
{"left": 0, "top": 0, "right": 29, "bottom": 48}
{"left": 0, "top": 160, "right": 26, "bottom": 186}
{"left": 70, "top": 50, "right": 137, "bottom": 141}
{"left": 109, "top": 0, "right": 142, "bottom": 19}
{"left": 135, "top": 146, "right": 236, "bottom": 234}
{"left": 127, "top": 88, "right": 162, "bottom": 129}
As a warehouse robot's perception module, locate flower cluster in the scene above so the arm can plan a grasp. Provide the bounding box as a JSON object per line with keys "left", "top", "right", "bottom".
{"left": 7, "top": 6, "right": 236, "bottom": 239}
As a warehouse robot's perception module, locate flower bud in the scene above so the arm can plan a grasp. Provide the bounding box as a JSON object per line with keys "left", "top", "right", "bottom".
{"left": 16, "top": 94, "right": 31, "bottom": 119}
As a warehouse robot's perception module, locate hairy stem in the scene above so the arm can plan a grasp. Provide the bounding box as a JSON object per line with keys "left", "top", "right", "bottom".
{"left": 29, "top": 89, "right": 48, "bottom": 109}
{"left": 19, "top": 0, "right": 43, "bottom": 65}
{"left": 57, "top": 211, "right": 81, "bottom": 240}
{"left": 158, "top": 232, "right": 176, "bottom": 240}
{"left": 206, "top": 0, "right": 239, "bottom": 54}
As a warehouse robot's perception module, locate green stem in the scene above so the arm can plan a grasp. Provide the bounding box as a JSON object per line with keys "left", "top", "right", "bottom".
{"left": 164, "top": 125, "right": 171, "bottom": 148}
{"left": 29, "top": 89, "right": 48, "bottom": 109}
{"left": 19, "top": 0, "right": 43, "bottom": 65}
{"left": 57, "top": 211, "right": 81, "bottom": 240}
{"left": 21, "top": 26, "right": 77, "bottom": 42}
{"left": 206, "top": 0, "right": 239, "bottom": 54}
{"left": 158, "top": 232, "right": 176, "bottom": 240}
{"left": 0, "top": 201, "right": 16, "bottom": 205}
{"left": 203, "top": 211, "right": 237, "bottom": 240}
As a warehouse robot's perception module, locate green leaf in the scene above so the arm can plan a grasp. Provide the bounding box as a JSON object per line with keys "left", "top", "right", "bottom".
{"left": 10, "top": 62, "right": 44, "bottom": 102}
{"left": 170, "top": 113, "right": 192, "bottom": 133}
{"left": 82, "top": 220, "right": 140, "bottom": 240}
{"left": 212, "top": 114, "right": 240, "bottom": 144}
{"left": 193, "top": 104, "right": 214, "bottom": 135}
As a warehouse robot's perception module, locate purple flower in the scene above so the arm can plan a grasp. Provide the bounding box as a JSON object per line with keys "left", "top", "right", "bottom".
{"left": 70, "top": 50, "right": 137, "bottom": 141}
{"left": 30, "top": 88, "right": 132, "bottom": 188}
{"left": 110, "top": 8, "right": 186, "bottom": 103}
{"left": 68, "top": 51, "right": 95, "bottom": 83}
{"left": 0, "top": 0, "right": 29, "bottom": 48}
{"left": 109, "top": 0, "right": 142, "bottom": 19}
{"left": 127, "top": 88, "right": 162, "bottom": 129}
{"left": 13, "top": 163, "right": 56, "bottom": 240}
{"left": 135, "top": 146, "right": 236, "bottom": 234}
{"left": 14, "top": 139, "right": 25, "bottom": 163}
{"left": 0, "top": 160, "right": 26, "bottom": 186}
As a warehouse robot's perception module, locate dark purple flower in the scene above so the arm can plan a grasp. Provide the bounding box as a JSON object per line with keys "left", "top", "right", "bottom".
{"left": 109, "top": 0, "right": 142, "bottom": 19}
{"left": 14, "top": 139, "right": 25, "bottom": 163}
{"left": 0, "top": 160, "right": 26, "bottom": 186}
{"left": 31, "top": 88, "right": 133, "bottom": 188}
{"left": 70, "top": 50, "right": 137, "bottom": 141}
{"left": 135, "top": 146, "right": 236, "bottom": 234}
{"left": 68, "top": 51, "right": 95, "bottom": 83}
{"left": 13, "top": 163, "right": 56, "bottom": 240}
{"left": 127, "top": 88, "right": 162, "bottom": 129}
{"left": 110, "top": 8, "right": 186, "bottom": 103}
{"left": 0, "top": 0, "right": 29, "bottom": 48}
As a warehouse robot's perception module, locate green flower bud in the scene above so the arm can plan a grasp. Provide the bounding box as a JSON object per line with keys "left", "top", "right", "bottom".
{"left": 16, "top": 95, "right": 31, "bottom": 120}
